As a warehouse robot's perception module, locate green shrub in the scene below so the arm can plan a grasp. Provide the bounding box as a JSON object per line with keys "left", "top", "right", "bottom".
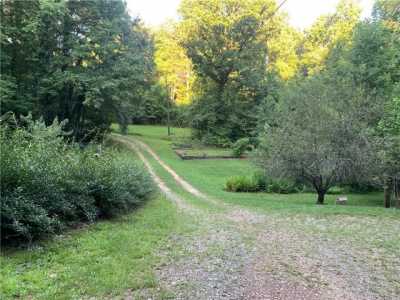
{"left": 267, "top": 179, "right": 300, "bottom": 194}
{"left": 0, "top": 119, "right": 153, "bottom": 245}
{"left": 225, "top": 171, "right": 268, "bottom": 193}
{"left": 88, "top": 152, "right": 153, "bottom": 218}
{"left": 232, "top": 138, "right": 252, "bottom": 157}
{"left": 224, "top": 173, "right": 301, "bottom": 194}
{"left": 327, "top": 186, "right": 345, "bottom": 195}
{"left": 345, "top": 183, "right": 378, "bottom": 193}
{"left": 225, "top": 176, "right": 258, "bottom": 192}
{"left": 251, "top": 171, "right": 267, "bottom": 191}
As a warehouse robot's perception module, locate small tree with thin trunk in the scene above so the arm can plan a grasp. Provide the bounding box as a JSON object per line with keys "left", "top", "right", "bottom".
{"left": 256, "top": 75, "right": 374, "bottom": 204}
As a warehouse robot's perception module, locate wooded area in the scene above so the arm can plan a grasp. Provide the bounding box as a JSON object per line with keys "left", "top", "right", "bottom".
{"left": 2, "top": 0, "right": 398, "bottom": 204}
{"left": 1, "top": 1, "right": 400, "bottom": 298}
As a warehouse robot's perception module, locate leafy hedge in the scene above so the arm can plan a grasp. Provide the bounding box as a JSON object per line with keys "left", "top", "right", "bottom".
{"left": 225, "top": 172, "right": 301, "bottom": 194}
{"left": 1, "top": 119, "right": 153, "bottom": 245}
{"left": 231, "top": 137, "right": 258, "bottom": 157}
{"left": 225, "top": 176, "right": 258, "bottom": 192}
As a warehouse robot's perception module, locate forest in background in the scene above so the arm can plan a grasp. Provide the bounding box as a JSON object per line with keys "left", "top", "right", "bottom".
{"left": 1, "top": 0, "right": 399, "bottom": 206}
{"left": 2, "top": 2, "right": 400, "bottom": 299}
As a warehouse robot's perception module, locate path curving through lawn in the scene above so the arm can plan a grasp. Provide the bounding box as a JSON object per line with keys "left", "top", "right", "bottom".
{"left": 134, "top": 138, "right": 217, "bottom": 205}
{"left": 112, "top": 135, "right": 195, "bottom": 212}
{"left": 112, "top": 134, "right": 400, "bottom": 300}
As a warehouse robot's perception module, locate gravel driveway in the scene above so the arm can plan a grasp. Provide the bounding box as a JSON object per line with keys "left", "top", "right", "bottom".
{"left": 113, "top": 135, "right": 400, "bottom": 300}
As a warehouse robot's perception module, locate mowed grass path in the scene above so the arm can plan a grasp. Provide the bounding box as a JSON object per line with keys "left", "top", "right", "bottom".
{"left": 125, "top": 125, "right": 397, "bottom": 216}
{"left": 116, "top": 125, "right": 400, "bottom": 298}
{"left": 2, "top": 125, "right": 399, "bottom": 299}
{"left": 123, "top": 125, "right": 400, "bottom": 298}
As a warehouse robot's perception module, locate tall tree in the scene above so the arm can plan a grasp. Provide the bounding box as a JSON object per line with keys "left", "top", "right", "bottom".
{"left": 0, "top": 0, "right": 41, "bottom": 115}
{"left": 299, "top": 0, "right": 361, "bottom": 76}
{"left": 179, "top": 0, "right": 281, "bottom": 144}
{"left": 154, "top": 21, "right": 193, "bottom": 105}
{"left": 1, "top": 0, "right": 154, "bottom": 139}
{"left": 266, "top": 21, "right": 302, "bottom": 80}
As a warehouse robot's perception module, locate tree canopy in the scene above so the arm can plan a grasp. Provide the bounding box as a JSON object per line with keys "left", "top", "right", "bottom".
{"left": 177, "top": 0, "right": 285, "bottom": 144}
{"left": 1, "top": 0, "right": 399, "bottom": 206}
{"left": 1, "top": 0, "right": 154, "bottom": 139}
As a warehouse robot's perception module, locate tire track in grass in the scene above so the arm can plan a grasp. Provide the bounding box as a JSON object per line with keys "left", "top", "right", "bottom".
{"left": 131, "top": 136, "right": 269, "bottom": 225}
{"left": 133, "top": 138, "right": 219, "bottom": 206}
{"left": 112, "top": 135, "right": 195, "bottom": 212}
{"left": 112, "top": 134, "right": 396, "bottom": 299}
{"left": 112, "top": 135, "right": 326, "bottom": 300}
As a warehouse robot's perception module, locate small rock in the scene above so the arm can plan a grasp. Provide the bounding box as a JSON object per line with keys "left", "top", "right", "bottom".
{"left": 336, "top": 196, "right": 347, "bottom": 205}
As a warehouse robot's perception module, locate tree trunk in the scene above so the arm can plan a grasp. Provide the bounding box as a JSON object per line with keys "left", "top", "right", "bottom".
{"left": 383, "top": 177, "right": 392, "bottom": 208}
{"left": 395, "top": 179, "right": 400, "bottom": 209}
{"left": 316, "top": 191, "right": 325, "bottom": 205}
{"left": 166, "top": 85, "right": 174, "bottom": 136}
{"left": 167, "top": 109, "right": 171, "bottom": 136}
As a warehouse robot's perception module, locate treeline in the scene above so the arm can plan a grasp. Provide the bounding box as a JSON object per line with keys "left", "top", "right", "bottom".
{"left": 159, "top": 0, "right": 399, "bottom": 204}
{"left": 1, "top": 0, "right": 399, "bottom": 205}
{"left": 0, "top": 0, "right": 160, "bottom": 245}
{"left": 256, "top": 0, "right": 400, "bottom": 204}
{"left": 0, "top": 0, "right": 176, "bottom": 139}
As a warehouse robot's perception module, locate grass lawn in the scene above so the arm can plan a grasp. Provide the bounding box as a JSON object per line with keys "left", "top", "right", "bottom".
{"left": 0, "top": 195, "right": 189, "bottom": 299}
{"left": 124, "top": 125, "right": 399, "bottom": 217}
{"left": 3, "top": 125, "right": 397, "bottom": 299}
{"left": 120, "top": 125, "right": 400, "bottom": 298}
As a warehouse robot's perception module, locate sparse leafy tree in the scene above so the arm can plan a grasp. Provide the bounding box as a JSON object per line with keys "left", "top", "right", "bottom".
{"left": 256, "top": 75, "right": 374, "bottom": 204}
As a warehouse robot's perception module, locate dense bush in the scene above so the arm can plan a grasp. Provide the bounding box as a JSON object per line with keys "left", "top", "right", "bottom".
{"left": 0, "top": 119, "right": 153, "bottom": 245}
{"left": 251, "top": 171, "right": 267, "bottom": 191}
{"left": 225, "top": 176, "right": 258, "bottom": 192}
{"left": 225, "top": 172, "right": 301, "bottom": 194}
{"left": 267, "top": 179, "right": 302, "bottom": 194}
{"left": 232, "top": 138, "right": 252, "bottom": 157}
{"left": 225, "top": 172, "right": 267, "bottom": 193}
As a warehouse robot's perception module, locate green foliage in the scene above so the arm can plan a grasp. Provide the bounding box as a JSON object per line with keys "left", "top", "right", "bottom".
{"left": 154, "top": 21, "right": 193, "bottom": 105}
{"left": 232, "top": 138, "right": 253, "bottom": 157}
{"left": 256, "top": 74, "right": 375, "bottom": 204}
{"left": 350, "top": 22, "right": 399, "bottom": 98}
{"left": 224, "top": 171, "right": 300, "bottom": 194}
{"left": 179, "top": 0, "right": 279, "bottom": 144}
{"left": 267, "top": 179, "right": 301, "bottom": 194}
{"left": 348, "top": 2, "right": 400, "bottom": 185}
{"left": 0, "top": 0, "right": 154, "bottom": 140}
{"left": 299, "top": 0, "right": 361, "bottom": 75}
{"left": 0, "top": 119, "right": 153, "bottom": 245}
{"left": 225, "top": 176, "right": 258, "bottom": 193}
{"left": 225, "top": 172, "right": 268, "bottom": 193}
{"left": 251, "top": 171, "right": 268, "bottom": 191}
